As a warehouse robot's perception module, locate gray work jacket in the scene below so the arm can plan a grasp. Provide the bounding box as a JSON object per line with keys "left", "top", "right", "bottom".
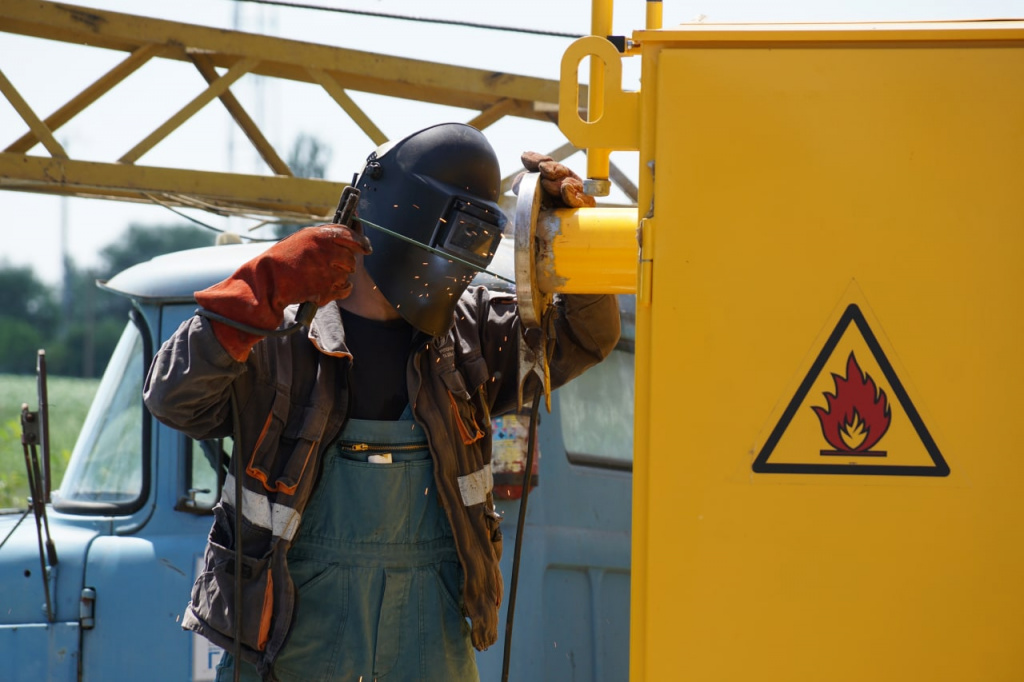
{"left": 143, "top": 286, "right": 619, "bottom": 678}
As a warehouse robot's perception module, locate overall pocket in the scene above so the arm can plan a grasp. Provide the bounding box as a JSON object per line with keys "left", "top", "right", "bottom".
{"left": 273, "top": 556, "right": 348, "bottom": 679}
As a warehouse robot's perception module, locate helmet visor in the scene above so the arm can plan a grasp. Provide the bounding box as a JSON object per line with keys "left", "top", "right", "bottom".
{"left": 432, "top": 198, "right": 505, "bottom": 270}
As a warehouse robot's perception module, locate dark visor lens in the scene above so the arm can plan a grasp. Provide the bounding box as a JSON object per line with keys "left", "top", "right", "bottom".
{"left": 438, "top": 200, "right": 504, "bottom": 267}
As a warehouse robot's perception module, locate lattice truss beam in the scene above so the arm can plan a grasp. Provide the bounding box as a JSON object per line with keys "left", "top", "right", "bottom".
{"left": 0, "top": 0, "right": 638, "bottom": 222}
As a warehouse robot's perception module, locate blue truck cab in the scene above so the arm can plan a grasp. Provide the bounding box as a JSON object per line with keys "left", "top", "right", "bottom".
{"left": 0, "top": 239, "right": 633, "bottom": 681}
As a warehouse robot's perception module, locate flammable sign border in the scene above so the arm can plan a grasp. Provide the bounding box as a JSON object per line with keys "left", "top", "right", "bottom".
{"left": 751, "top": 304, "right": 949, "bottom": 476}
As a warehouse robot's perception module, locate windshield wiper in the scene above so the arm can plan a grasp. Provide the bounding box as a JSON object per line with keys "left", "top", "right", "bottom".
{"left": 20, "top": 349, "right": 59, "bottom": 623}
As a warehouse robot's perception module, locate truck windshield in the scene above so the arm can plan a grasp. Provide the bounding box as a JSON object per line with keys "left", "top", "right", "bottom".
{"left": 55, "top": 322, "right": 144, "bottom": 510}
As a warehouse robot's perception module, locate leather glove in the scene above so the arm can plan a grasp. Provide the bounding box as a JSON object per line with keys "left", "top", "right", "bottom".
{"left": 512, "top": 151, "right": 596, "bottom": 208}
{"left": 195, "top": 224, "right": 372, "bottom": 361}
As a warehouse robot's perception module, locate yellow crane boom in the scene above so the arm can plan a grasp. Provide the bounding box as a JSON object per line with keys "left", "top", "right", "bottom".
{"left": 0, "top": 0, "right": 586, "bottom": 220}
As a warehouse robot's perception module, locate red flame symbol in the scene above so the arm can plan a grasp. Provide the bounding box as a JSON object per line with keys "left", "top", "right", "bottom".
{"left": 812, "top": 352, "right": 891, "bottom": 454}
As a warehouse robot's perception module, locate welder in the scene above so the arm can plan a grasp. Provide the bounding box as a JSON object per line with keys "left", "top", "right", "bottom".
{"left": 143, "top": 122, "right": 619, "bottom": 682}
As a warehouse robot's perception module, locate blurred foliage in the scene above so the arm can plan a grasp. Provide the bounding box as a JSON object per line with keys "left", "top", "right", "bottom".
{"left": 274, "top": 133, "right": 333, "bottom": 238}
{"left": 0, "top": 224, "right": 214, "bottom": 378}
{"left": 2, "top": 136, "right": 330, "bottom": 375}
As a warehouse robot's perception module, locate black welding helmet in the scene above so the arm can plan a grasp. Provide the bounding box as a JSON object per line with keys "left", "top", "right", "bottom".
{"left": 353, "top": 122, "right": 506, "bottom": 337}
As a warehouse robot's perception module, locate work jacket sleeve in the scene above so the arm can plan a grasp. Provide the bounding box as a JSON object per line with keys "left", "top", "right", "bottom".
{"left": 473, "top": 289, "right": 621, "bottom": 417}
{"left": 143, "top": 315, "right": 251, "bottom": 440}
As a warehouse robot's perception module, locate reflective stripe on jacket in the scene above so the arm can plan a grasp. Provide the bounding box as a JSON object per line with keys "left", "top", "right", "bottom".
{"left": 143, "top": 286, "right": 620, "bottom": 678}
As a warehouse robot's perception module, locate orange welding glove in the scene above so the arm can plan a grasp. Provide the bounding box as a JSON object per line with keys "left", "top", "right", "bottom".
{"left": 195, "top": 224, "right": 372, "bottom": 361}
{"left": 512, "top": 151, "right": 596, "bottom": 208}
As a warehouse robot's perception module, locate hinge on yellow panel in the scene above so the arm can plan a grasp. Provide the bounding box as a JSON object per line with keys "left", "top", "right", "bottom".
{"left": 638, "top": 218, "right": 653, "bottom": 307}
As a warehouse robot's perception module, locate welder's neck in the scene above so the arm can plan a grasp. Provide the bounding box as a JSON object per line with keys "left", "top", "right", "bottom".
{"left": 338, "top": 264, "right": 401, "bottom": 322}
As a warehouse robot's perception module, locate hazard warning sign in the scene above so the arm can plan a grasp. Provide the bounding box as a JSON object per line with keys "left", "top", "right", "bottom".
{"left": 752, "top": 304, "right": 948, "bottom": 476}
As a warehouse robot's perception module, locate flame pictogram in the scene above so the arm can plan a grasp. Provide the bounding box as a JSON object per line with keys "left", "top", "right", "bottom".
{"left": 812, "top": 352, "right": 891, "bottom": 456}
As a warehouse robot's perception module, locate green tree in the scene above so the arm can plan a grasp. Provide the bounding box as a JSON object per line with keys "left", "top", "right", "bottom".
{"left": 0, "top": 262, "right": 58, "bottom": 337}
{"left": 98, "top": 223, "right": 215, "bottom": 275}
{"left": 0, "top": 316, "right": 45, "bottom": 374}
{"left": 58, "top": 223, "right": 215, "bottom": 377}
{"left": 1, "top": 223, "right": 222, "bottom": 377}
{"left": 0, "top": 262, "right": 59, "bottom": 373}
{"left": 275, "top": 133, "right": 334, "bottom": 238}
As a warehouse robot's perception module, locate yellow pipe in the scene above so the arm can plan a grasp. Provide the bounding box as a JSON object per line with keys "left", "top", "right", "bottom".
{"left": 535, "top": 206, "right": 637, "bottom": 294}
{"left": 646, "top": 0, "right": 663, "bottom": 30}
{"left": 586, "top": 0, "right": 613, "bottom": 192}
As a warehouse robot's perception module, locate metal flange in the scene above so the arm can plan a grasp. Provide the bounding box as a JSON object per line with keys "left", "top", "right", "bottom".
{"left": 513, "top": 172, "right": 549, "bottom": 328}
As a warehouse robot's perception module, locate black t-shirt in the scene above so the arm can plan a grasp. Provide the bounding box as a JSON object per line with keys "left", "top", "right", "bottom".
{"left": 341, "top": 309, "right": 416, "bottom": 420}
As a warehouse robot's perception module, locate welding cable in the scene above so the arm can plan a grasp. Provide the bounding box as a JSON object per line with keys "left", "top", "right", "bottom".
{"left": 357, "top": 216, "right": 515, "bottom": 285}
{"left": 197, "top": 301, "right": 318, "bottom": 338}
{"left": 501, "top": 383, "right": 543, "bottom": 682}
{"left": 230, "top": 384, "right": 244, "bottom": 682}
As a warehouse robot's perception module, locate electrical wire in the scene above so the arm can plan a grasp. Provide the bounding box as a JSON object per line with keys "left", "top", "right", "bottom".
{"left": 144, "top": 193, "right": 516, "bottom": 284}
{"left": 143, "top": 193, "right": 281, "bottom": 242}
{"left": 228, "top": 0, "right": 583, "bottom": 39}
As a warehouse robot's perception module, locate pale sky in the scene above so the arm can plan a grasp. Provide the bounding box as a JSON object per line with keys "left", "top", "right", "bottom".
{"left": 2, "top": 0, "right": 1021, "bottom": 284}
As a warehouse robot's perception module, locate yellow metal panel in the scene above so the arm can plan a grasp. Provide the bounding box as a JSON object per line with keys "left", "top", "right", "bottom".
{"left": 634, "top": 20, "right": 1024, "bottom": 44}
{"left": 637, "top": 33, "right": 1024, "bottom": 681}
{"left": 628, "top": 42, "right": 661, "bottom": 682}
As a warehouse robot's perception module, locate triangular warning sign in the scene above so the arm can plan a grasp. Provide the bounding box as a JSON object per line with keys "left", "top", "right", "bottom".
{"left": 752, "top": 304, "right": 948, "bottom": 476}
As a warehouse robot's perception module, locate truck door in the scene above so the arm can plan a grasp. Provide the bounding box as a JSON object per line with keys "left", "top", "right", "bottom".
{"left": 69, "top": 306, "right": 220, "bottom": 681}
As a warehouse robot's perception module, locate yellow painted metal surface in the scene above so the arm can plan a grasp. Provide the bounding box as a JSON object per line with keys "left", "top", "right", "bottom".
{"left": 534, "top": 206, "right": 637, "bottom": 294}
{"left": 586, "top": 0, "right": 613, "bottom": 187}
{"left": 628, "top": 24, "right": 1024, "bottom": 682}
{"left": 0, "top": 152, "right": 344, "bottom": 219}
{"left": 558, "top": 18, "right": 1024, "bottom": 682}
{"left": 0, "top": 0, "right": 582, "bottom": 216}
{"left": 560, "top": 36, "right": 640, "bottom": 152}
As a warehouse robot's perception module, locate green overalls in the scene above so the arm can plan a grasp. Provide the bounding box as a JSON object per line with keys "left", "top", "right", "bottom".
{"left": 216, "top": 410, "right": 479, "bottom": 682}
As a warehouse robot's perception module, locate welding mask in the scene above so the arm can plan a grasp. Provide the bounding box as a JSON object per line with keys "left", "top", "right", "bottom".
{"left": 353, "top": 123, "right": 506, "bottom": 337}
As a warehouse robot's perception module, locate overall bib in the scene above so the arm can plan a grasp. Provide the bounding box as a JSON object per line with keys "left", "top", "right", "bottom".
{"left": 216, "top": 411, "right": 479, "bottom": 682}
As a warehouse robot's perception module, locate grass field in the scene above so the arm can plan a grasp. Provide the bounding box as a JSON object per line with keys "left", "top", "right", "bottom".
{"left": 0, "top": 374, "right": 99, "bottom": 509}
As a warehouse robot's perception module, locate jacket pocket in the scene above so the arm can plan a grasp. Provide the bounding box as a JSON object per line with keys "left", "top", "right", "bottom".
{"left": 447, "top": 390, "right": 486, "bottom": 446}
{"left": 191, "top": 506, "right": 275, "bottom": 651}
{"left": 246, "top": 393, "right": 326, "bottom": 495}
{"left": 441, "top": 358, "right": 490, "bottom": 447}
